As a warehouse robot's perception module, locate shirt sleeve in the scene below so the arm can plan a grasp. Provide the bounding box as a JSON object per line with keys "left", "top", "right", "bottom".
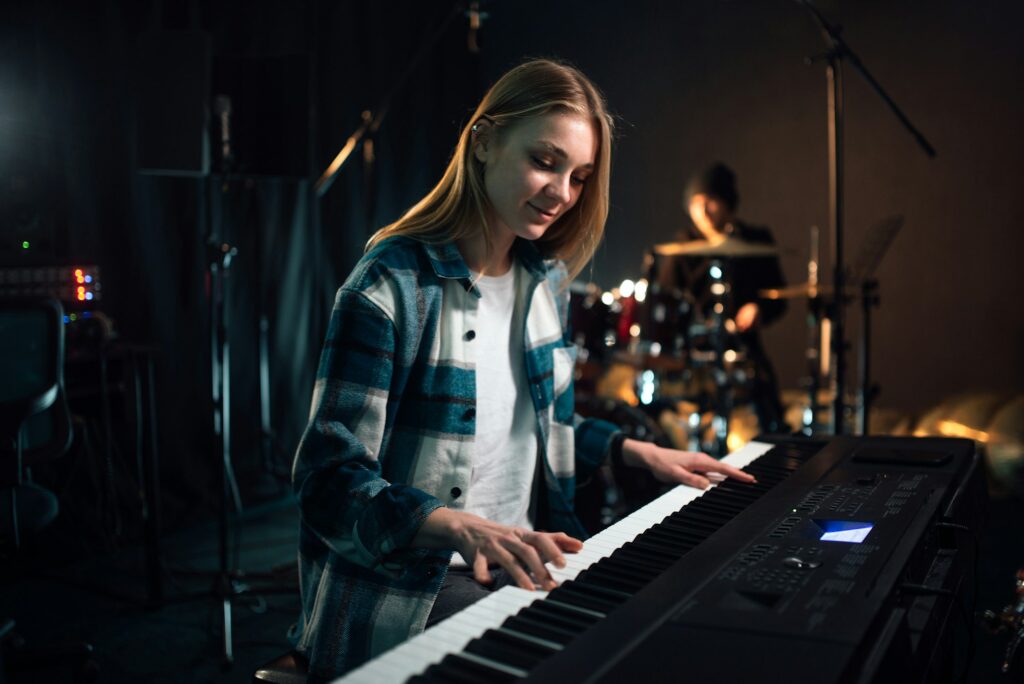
{"left": 292, "top": 287, "right": 444, "bottom": 573}
{"left": 573, "top": 415, "right": 621, "bottom": 483}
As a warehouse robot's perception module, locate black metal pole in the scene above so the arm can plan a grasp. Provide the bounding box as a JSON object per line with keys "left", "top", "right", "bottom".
{"left": 858, "top": 279, "right": 878, "bottom": 434}
{"left": 827, "top": 57, "right": 846, "bottom": 434}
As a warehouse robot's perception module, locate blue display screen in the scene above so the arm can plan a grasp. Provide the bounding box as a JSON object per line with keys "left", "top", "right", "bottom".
{"left": 816, "top": 520, "right": 874, "bottom": 543}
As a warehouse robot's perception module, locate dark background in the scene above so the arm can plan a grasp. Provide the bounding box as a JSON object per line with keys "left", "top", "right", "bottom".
{"left": 2, "top": 0, "right": 1022, "bottom": 525}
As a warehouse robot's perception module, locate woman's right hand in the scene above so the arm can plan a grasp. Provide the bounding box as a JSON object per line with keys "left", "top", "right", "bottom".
{"left": 413, "top": 507, "right": 583, "bottom": 591}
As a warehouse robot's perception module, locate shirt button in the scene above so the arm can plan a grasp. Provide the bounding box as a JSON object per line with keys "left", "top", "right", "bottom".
{"left": 450, "top": 487, "right": 462, "bottom": 499}
{"left": 463, "top": 408, "right": 475, "bottom": 420}
{"left": 465, "top": 330, "right": 476, "bottom": 341}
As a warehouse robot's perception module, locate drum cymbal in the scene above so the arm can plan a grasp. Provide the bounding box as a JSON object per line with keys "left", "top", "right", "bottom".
{"left": 652, "top": 237, "right": 780, "bottom": 258}
{"left": 758, "top": 282, "right": 855, "bottom": 300}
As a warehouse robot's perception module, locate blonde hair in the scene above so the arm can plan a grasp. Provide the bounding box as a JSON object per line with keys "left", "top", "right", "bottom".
{"left": 366, "top": 58, "right": 614, "bottom": 281}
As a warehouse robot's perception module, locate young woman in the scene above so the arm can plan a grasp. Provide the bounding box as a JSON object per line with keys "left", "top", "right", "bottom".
{"left": 291, "top": 59, "right": 754, "bottom": 680}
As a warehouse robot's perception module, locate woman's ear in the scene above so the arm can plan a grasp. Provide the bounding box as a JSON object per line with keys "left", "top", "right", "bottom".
{"left": 471, "top": 120, "right": 491, "bottom": 163}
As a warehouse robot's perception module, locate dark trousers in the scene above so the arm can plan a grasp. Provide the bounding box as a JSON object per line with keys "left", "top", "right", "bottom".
{"left": 425, "top": 566, "right": 516, "bottom": 628}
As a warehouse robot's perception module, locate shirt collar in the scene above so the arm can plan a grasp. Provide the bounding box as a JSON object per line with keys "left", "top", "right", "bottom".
{"left": 421, "top": 238, "right": 548, "bottom": 282}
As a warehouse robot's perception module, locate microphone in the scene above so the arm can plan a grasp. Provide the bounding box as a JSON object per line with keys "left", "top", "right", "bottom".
{"left": 465, "top": 2, "right": 488, "bottom": 54}
{"left": 214, "top": 94, "right": 232, "bottom": 166}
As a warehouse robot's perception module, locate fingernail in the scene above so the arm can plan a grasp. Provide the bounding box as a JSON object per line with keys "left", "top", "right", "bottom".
{"left": 556, "top": 556, "right": 566, "bottom": 568}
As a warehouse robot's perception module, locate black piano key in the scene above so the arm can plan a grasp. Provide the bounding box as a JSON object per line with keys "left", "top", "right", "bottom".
{"left": 716, "top": 479, "right": 772, "bottom": 493}
{"left": 645, "top": 524, "right": 703, "bottom": 548}
{"left": 503, "top": 614, "right": 577, "bottom": 645}
{"left": 617, "top": 539, "right": 679, "bottom": 563}
{"left": 526, "top": 599, "right": 601, "bottom": 628}
{"left": 563, "top": 577, "right": 634, "bottom": 602}
{"left": 464, "top": 629, "right": 552, "bottom": 670}
{"left": 684, "top": 499, "right": 741, "bottom": 517}
{"left": 547, "top": 582, "right": 624, "bottom": 613}
{"left": 576, "top": 566, "right": 647, "bottom": 594}
{"left": 662, "top": 514, "right": 719, "bottom": 534}
{"left": 423, "top": 653, "right": 517, "bottom": 683}
{"left": 658, "top": 521, "right": 714, "bottom": 540}
{"left": 707, "top": 486, "right": 756, "bottom": 502}
{"left": 588, "top": 557, "right": 660, "bottom": 583}
{"left": 599, "top": 549, "right": 672, "bottom": 575}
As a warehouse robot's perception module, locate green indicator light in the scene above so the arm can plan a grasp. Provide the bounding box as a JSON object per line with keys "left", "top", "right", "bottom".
{"left": 22, "top": 241, "right": 30, "bottom": 249}
{"left": 70, "top": 313, "right": 77, "bottom": 321}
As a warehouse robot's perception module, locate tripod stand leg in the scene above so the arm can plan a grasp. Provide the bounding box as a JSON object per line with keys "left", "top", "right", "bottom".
{"left": 222, "top": 596, "right": 233, "bottom": 667}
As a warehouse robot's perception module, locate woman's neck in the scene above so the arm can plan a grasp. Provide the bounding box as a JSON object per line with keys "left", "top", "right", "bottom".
{"left": 456, "top": 228, "right": 516, "bottom": 276}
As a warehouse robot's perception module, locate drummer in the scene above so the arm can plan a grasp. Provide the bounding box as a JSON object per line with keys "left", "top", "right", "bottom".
{"left": 655, "top": 163, "right": 788, "bottom": 433}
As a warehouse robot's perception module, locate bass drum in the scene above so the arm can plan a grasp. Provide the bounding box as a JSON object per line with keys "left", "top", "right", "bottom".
{"left": 627, "top": 285, "right": 694, "bottom": 357}
{"left": 568, "top": 282, "right": 623, "bottom": 362}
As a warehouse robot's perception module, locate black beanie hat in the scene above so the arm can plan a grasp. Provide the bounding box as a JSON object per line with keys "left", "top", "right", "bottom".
{"left": 684, "top": 163, "right": 739, "bottom": 211}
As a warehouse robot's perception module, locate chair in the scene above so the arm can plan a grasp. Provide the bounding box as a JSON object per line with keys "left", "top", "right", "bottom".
{"left": 0, "top": 298, "right": 69, "bottom": 548}
{"left": 0, "top": 298, "right": 96, "bottom": 682}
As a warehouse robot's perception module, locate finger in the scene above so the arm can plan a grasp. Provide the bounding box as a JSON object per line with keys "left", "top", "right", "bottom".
{"left": 472, "top": 553, "right": 493, "bottom": 586}
{"left": 674, "top": 466, "right": 710, "bottom": 490}
{"left": 492, "top": 545, "right": 537, "bottom": 591}
{"left": 529, "top": 533, "right": 568, "bottom": 569}
{"left": 708, "top": 461, "right": 756, "bottom": 482}
{"left": 689, "top": 453, "right": 756, "bottom": 483}
{"left": 550, "top": 532, "right": 584, "bottom": 554}
{"left": 507, "top": 538, "right": 556, "bottom": 590}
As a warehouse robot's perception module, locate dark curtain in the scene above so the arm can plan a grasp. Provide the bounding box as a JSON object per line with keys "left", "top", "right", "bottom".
{"left": 2, "top": 0, "right": 481, "bottom": 537}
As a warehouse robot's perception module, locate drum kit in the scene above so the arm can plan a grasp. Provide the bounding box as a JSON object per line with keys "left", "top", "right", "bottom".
{"left": 571, "top": 232, "right": 855, "bottom": 455}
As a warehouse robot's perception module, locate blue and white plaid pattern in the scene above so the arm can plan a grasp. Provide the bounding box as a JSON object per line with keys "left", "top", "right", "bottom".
{"left": 291, "top": 236, "right": 619, "bottom": 680}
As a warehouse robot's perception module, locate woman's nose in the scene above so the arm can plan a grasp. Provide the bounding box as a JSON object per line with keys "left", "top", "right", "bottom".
{"left": 546, "top": 174, "right": 572, "bottom": 203}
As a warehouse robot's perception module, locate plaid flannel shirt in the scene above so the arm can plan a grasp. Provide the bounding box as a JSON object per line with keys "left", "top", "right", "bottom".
{"left": 291, "top": 236, "right": 619, "bottom": 681}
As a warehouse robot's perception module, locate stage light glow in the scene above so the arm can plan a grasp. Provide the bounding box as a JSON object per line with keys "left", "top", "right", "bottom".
{"left": 629, "top": 323, "right": 640, "bottom": 337}
{"left": 634, "top": 278, "right": 648, "bottom": 303}
{"left": 709, "top": 265, "right": 723, "bottom": 279}
{"left": 619, "top": 279, "right": 635, "bottom": 298}
{"left": 21, "top": 241, "right": 29, "bottom": 249}
{"left": 937, "top": 420, "right": 989, "bottom": 442}
{"left": 601, "top": 291, "right": 614, "bottom": 306}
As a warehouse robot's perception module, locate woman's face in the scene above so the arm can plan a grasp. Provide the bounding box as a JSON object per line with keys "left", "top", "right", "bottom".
{"left": 475, "top": 112, "right": 597, "bottom": 243}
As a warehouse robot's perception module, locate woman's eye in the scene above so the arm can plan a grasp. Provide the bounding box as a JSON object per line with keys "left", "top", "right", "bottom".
{"left": 571, "top": 176, "right": 587, "bottom": 187}
{"left": 532, "top": 156, "right": 554, "bottom": 170}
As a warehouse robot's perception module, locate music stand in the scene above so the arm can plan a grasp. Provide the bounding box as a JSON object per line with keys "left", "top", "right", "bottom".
{"left": 848, "top": 215, "right": 903, "bottom": 434}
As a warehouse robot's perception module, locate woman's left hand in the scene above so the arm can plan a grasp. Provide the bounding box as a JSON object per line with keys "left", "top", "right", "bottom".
{"left": 620, "top": 438, "right": 756, "bottom": 490}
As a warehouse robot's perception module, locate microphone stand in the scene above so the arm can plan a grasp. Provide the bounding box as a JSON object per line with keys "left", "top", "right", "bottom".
{"left": 797, "top": 0, "right": 936, "bottom": 434}
{"left": 313, "top": 1, "right": 471, "bottom": 209}
{"left": 164, "top": 95, "right": 295, "bottom": 671}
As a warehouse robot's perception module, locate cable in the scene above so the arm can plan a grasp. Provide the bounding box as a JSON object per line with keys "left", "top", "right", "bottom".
{"left": 900, "top": 582, "right": 974, "bottom": 683}
{"left": 935, "top": 519, "right": 981, "bottom": 680}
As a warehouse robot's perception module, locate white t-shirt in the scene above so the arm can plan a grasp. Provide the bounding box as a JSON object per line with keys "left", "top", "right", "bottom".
{"left": 453, "top": 263, "right": 539, "bottom": 565}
